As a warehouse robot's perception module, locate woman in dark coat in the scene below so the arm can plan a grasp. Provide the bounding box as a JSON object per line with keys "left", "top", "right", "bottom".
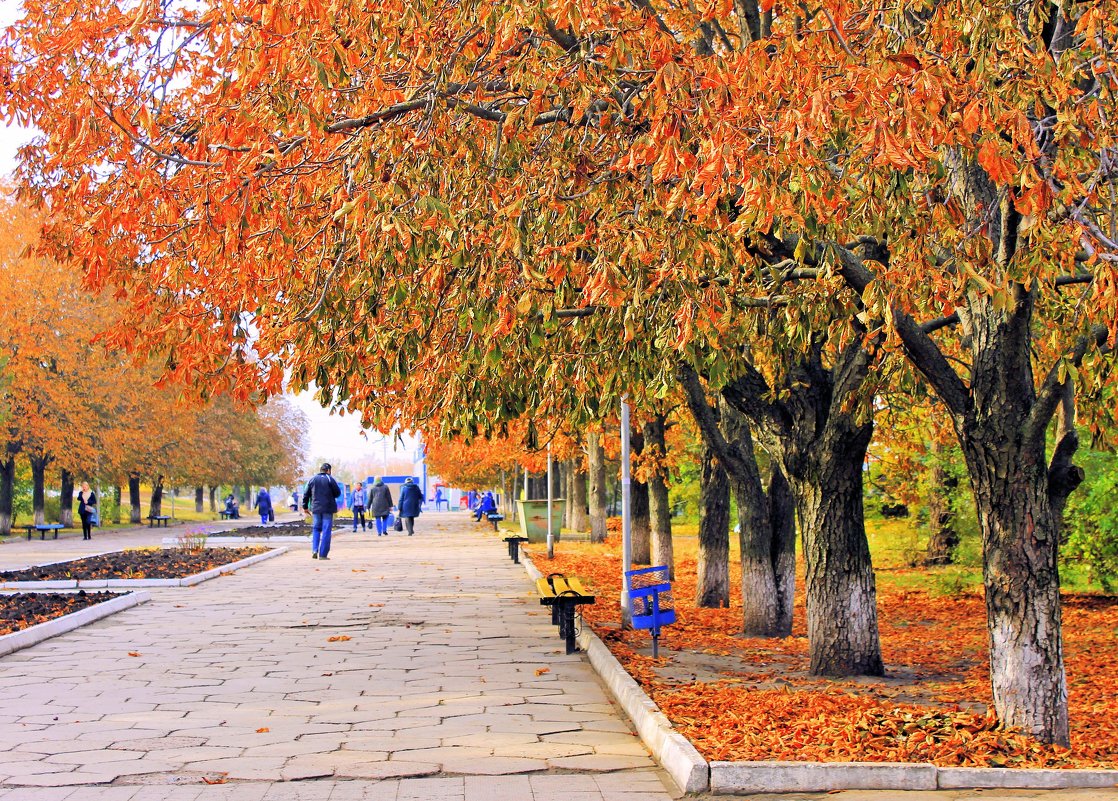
{"left": 369, "top": 479, "right": 394, "bottom": 537}
{"left": 397, "top": 478, "right": 423, "bottom": 536}
{"left": 77, "top": 482, "right": 97, "bottom": 540}
{"left": 255, "top": 488, "right": 273, "bottom": 526}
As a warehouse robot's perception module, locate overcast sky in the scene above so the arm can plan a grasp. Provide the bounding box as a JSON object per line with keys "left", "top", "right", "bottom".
{"left": 0, "top": 7, "right": 411, "bottom": 464}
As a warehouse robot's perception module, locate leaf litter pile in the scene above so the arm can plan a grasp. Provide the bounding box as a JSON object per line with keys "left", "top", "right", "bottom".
{"left": 0, "top": 590, "right": 122, "bottom": 635}
{"left": 530, "top": 539, "right": 1117, "bottom": 769}
{"left": 0, "top": 547, "right": 267, "bottom": 582}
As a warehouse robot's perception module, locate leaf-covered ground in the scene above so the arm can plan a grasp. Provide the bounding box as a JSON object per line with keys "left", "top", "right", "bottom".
{"left": 529, "top": 538, "right": 1117, "bottom": 769}
{"left": 0, "top": 590, "right": 123, "bottom": 635}
{"left": 0, "top": 547, "right": 268, "bottom": 581}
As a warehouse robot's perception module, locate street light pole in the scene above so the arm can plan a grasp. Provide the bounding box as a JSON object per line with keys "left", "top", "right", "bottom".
{"left": 620, "top": 397, "right": 632, "bottom": 627}
{"left": 546, "top": 442, "right": 554, "bottom": 560}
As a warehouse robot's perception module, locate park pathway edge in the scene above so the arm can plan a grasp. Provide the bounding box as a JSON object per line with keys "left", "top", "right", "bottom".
{"left": 514, "top": 542, "right": 1118, "bottom": 795}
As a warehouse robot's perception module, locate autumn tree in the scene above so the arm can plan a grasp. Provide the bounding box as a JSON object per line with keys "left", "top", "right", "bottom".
{"left": 7, "top": 0, "right": 1118, "bottom": 745}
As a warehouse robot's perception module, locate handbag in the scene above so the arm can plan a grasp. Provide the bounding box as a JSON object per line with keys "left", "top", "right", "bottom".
{"left": 394, "top": 517, "right": 404, "bottom": 532}
{"left": 90, "top": 507, "right": 100, "bottom": 527}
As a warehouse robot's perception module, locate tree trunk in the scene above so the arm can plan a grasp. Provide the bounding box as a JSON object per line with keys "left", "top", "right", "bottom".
{"left": 569, "top": 456, "right": 590, "bottom": 533}
{"left": 791, "top": 428, "right": 883, "bottom": 676}
{"left": 150, "top": 475, "right": 165, "bottom": 517}
{"left": 769, "top": 466, "right": 797, "bottom": 635}
{"left": 527, "top": 473, "right": 547, "bottom": 498}
{"left": 510, "top": 470, "right": 519, "bottom": 521}
{"left": 112, "top": 485, "right": 122, "bottom": 524}
{"left": 679, "top": 369, "right": 792, "bottom": 635}
{"left": 643, "top": 416, "right": 674, "bottom": 578}
{"left": 711, "top": 339, "right": 883, "bottom": 673}
{"left": 208, "top": 486, "right": 217, "bottom": 513}
{"left": 0, "top": 457, "right": 15, "bottom": 536}
{"left": 696, "top": 444, "right": 730, "bottom": 607}
{"left": 588, "top": 433, "right": 608, "bottom": 542}
{"left": 30, "top": 455, "right": 48, "bottom": 525}
{"left": 59, "top": 469, "right": 75, "bottom": 527}
{"left": 924, "top": 441, "right": 959, "bottom": 565}
{"left": 195, "top": 486, "right": 204, "bottom": 514}
{"left": 630, "top": 426, "right": 651, "bottom": 565}
{"left": 128, "top": 472, "right": 142, "bottom": 524}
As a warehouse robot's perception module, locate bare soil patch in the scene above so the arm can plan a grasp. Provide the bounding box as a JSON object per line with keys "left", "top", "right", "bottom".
{"left": 0, "top": 547, "right": 267, "bottom": 581}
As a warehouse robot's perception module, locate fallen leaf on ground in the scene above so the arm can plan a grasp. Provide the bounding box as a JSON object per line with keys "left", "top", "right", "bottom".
{"left": 201, "top": 777, "right": 227, "bottom": 784}
{"left": 127, "top": 652, "right": 141, "bottom": 657}
{"left": 535, "top": 667, "right": 550, "bottom": 676}
{"left": 256, "top": 727, "right": 269, "bottom": 733}
{"left": 327, "top": 635, "right": 351, "bottom": 642}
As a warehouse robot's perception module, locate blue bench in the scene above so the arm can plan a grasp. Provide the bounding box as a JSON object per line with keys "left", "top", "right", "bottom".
{"left": 624, "top": 565, "right": 677, "bottom": 657}
{"left": 23, "top": 524, "right": 65, "bottom": 541}
{"left": 485, "top": 512, "right": 505, "bottom": 532}
{"left": 147, "top": 515, "right": 171, "bottom": 528}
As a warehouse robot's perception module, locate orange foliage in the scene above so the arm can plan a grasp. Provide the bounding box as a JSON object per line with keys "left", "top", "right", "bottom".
{"left": 531, "top": 540, "right": 1117, "bottom": 768}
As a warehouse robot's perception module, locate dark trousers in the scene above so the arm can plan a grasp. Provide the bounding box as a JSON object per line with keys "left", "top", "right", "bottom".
{"left": 81, "top": 516, "right": 93, "bottom": 539}
{"left": 353, "top": 507, "right": 366, "bottom": 530}
{"left": 403, "top": 516, "right": 415, "bottom": 535}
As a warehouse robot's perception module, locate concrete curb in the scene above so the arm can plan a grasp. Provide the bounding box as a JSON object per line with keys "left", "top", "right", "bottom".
{"left": 517, "top": 545, "right": 1118, "bottom": 794}
{"left": 519, "top": 550, "right": 709, "bottom": 794}
{"left": 0, "top": 590, "right": 151, "bottom": 657}
{"left": 0, "top": 547, "right": 288, "bottom": 590}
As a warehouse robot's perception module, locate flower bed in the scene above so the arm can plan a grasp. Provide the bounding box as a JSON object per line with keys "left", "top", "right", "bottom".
{"left": 0, "top": 547, "right": 267, "bottom": 582}
{"left": 529, "top": 539, "right": 1117, "bottom": 770}
{"left": 0, "top": 590, "right": 122, "bottom": 635}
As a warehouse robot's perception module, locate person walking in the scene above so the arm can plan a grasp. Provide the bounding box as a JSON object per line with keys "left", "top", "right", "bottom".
{"left": 255, "top": 487, "right": 273, "bottom": 526}
{"left": 351, "top": 482, "right": 368, "bottom": 531}
{"left": 77, "top": 481, "right": 98, "bottom": 540}
{"left": 398, "top": 477, "right": 423, "bottom": 536}
{"left": 302, "top": 463, "right": 341, "bottom": 559}
{"left": 369, "top": 478, "right": 393, "bottom": 536}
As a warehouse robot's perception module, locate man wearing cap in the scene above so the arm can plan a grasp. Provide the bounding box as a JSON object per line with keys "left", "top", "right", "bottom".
{"left": 302, "top": 463, "right": 342, "bottom": 559}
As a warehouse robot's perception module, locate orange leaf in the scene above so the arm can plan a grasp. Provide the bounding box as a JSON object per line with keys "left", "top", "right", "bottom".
{"left": 535, "top": 667, "right": 550, "bottom": 676}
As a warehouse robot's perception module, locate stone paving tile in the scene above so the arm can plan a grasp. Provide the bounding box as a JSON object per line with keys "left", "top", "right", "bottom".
{"left": 1, "top": 518, "right": 677, "bottom": 800}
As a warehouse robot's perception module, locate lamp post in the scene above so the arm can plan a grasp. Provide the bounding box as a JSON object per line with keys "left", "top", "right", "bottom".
{"left": 546, "top": 442, "right": 554, "bottom": 559}
{"left": 620, "top": 397, "right": 633, "bottom": 627}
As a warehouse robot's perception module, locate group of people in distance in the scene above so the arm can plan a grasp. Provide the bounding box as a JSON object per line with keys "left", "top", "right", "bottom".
{"left": 301, "top": 463, "right": 424, "bottom": 560}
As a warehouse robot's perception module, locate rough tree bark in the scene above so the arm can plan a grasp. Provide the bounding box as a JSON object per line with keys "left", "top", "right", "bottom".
{"left": 924, "top": 439, "right": 959, "bottom": 565}
{"left": 630, "top": 425, "right": 651, "bottom": 565}
{"left": 195, "top": 486, "right": 204, "bottom": 514}
{"left": 128, "top": 472, "right": 142, "bottom": 524}
{"left": 587, "top": 432, "right": 608, "bottom": 542}
{"left": 59, "top": 469, "right": 74, "bottom": 527}
{"left": 643, "top": 415, "right": 674, "bottom": 579}
{"left": 679, "top": 368, "right": 796, "bottom": 636}
{"left": 695, "top": 443, "right": 731, "bottom": 607}
{"left": 30, "top": 455, "right": 49, "bottom": 525}
{"left": 569, "top": 455, "right": 590, "bottom": 533}
{"left": 208, "top": 486, "right": 217, "bottom": 513}
{"left": 837, "top": 210, "right": 1097, "bottom": 741}
{"left": 0, "top": 457, "right": 16, "bottom": 536}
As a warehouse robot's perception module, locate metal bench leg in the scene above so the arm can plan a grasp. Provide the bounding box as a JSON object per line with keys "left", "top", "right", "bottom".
{"left": 558, "top": 601, "right": 578, "bottom": 654}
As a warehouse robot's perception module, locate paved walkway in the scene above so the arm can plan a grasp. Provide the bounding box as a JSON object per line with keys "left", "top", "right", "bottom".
{"left": 0, "top": 516, "right": 678, "bottom": 800}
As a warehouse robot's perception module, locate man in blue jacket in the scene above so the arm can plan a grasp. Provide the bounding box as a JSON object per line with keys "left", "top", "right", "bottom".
{"left": 397, "top": 477, "right": 424, "bottom": 536}
{"left": 302, "top": 463, "right": 342, "bottom": 559}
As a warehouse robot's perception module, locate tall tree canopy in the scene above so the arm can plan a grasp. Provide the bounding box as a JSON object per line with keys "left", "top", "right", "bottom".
{"left": 4, "top": 0, "right": 1118, "bottom": 746}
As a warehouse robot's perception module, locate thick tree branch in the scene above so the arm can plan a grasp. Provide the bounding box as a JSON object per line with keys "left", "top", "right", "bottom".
{"left": 1026, "top": 323, "right": 1109, "bottom": 446}
{"left": 834, "top": 244, "right": 972, "bottom": 417}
